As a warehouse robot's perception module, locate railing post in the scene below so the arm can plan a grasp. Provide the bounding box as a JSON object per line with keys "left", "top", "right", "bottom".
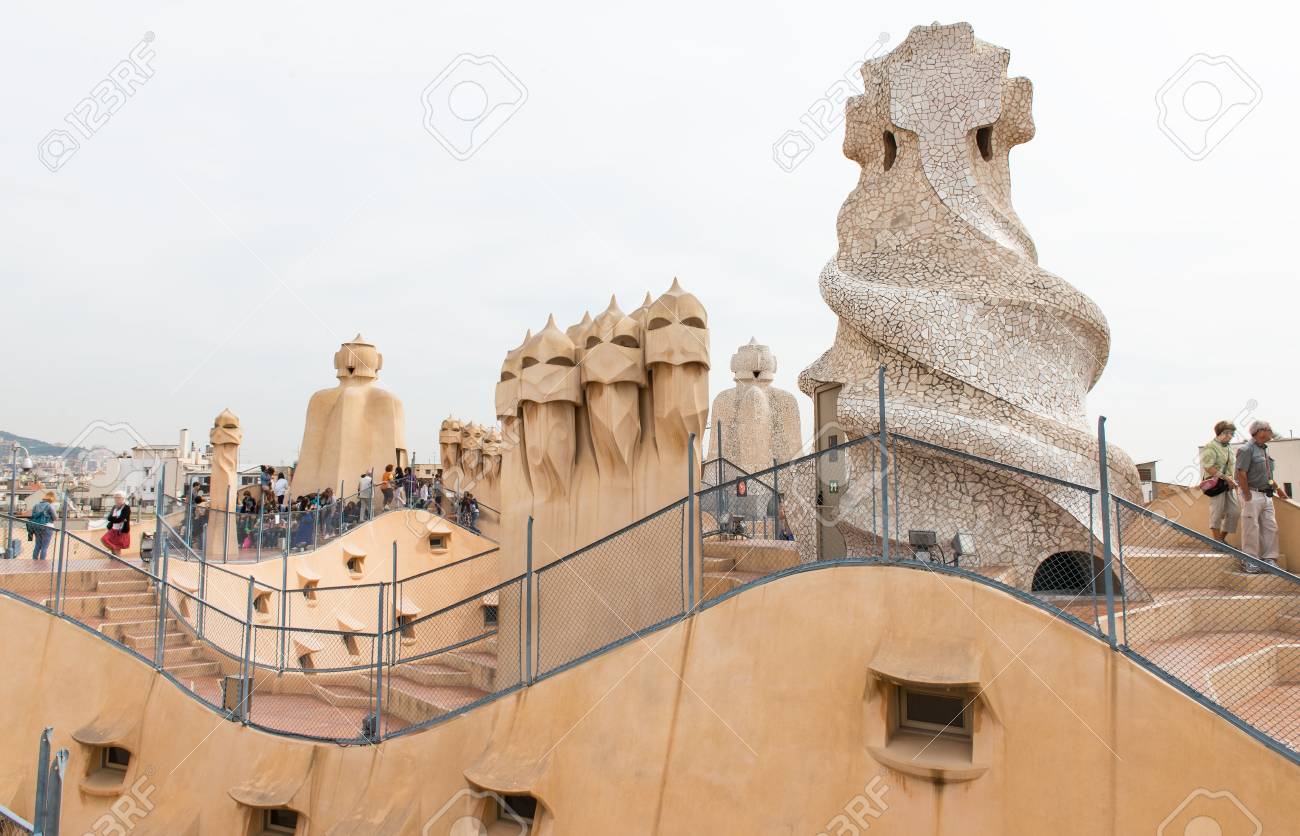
{"left": 33, "top": 726, "right": 51, "bottom": 835}
{"left": 373, "top": 583, "right": 385, "bottom": 741}
{"left": 5, "top": 445, "right": 17, "bottom": 560}
{"left": 154, "top": 510, "right": 170, "bottom": 671}
{"left": 772, "top": 457, "right": 780, "bottom": 541}
{"left": 43, "top": 749, "right": 67, "bottom": 836}
{"left": 687, "top": 432, "right": 696, "bottom": 611}
{"left": 242, "top": 575, "right": 254, "bottom": 723}
{"left": 256, "top": 498, "right": 263, "bottom": 562}
{"left": 878, "top": 366, "right": 890, "bottom": 561}
{"left": 55, "top": 489, "right": 69, "bottom": 613}
{"left": 153, "top": 465, "right": 166, "bottom": 583}
{"left": 279, "top": 550, "right": 289, "bottom": 672}
{"left": 525, "top": 516, "right": 534, "bottom": 685}
{"left": 283, "top": 487, "right": 292, "bottom": 559}
{"left": 221, "top": 503, "right": 229, "bottom": 564}
{"left": 197, "top": 547, "right": 207, "bottom": 641}
{"left": 184, "top": 480, "right": 194, "bottom": 550}
{"left": 1097, "top": 416, "right": 1119, "bottom": 650}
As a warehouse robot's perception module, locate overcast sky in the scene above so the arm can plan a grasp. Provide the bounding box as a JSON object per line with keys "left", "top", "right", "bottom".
{"left": 3, "top": 1, "right": 1295, "bottom": 485}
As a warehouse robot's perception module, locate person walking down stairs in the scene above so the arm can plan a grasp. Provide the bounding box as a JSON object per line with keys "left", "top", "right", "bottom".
{"left": 1236, "top": 420, "right": 1290, "bottom": 574}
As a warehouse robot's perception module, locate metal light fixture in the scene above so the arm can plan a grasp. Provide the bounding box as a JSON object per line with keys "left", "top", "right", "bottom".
{"left": 908, "top": 529, "right": 938, "bottom": 562}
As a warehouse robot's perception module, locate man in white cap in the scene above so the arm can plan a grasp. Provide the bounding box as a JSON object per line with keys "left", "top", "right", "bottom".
{"left": 1235, "top": 420, "right": 1290, "bottom": 573}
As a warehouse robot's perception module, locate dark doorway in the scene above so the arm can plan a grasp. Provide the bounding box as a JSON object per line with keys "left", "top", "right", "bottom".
{"left": 1031, "top": 551, "right": 1117, "bottom": 595}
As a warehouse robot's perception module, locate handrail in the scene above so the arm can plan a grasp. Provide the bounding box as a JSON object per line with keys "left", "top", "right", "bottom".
{"left": 4, "top": 412, "right": 1298, "bottom": 758}
{"left": 1113, "top": 495, "right": 1300, "bottom": 580}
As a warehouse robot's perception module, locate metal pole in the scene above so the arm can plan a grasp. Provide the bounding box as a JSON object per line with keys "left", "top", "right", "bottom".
{"left": 373, "top": 583, "right": 385, "bottom": 741}
{"left": 153, "top": 465, "right": 166, "bottom": 580}
{"left": 221, "top": 499, "right": 229, "bottom": 564}
{"left": 1097, "top": 416, "right": 1119, "bottom": 651}
{"left": 33, "top": 727, "right": 51, "bottom": 835}
{"left": 184, "top": 479, "right": 194, "bottom": 549}
{"left": 339, "top": 480, "right": 345, "bottom": 536}
{"left": 525, "top": 516, "right": 534, "bottom": 685}
{"left": 242, "top": 575, "right": 254, "bottom": 723}
{"left": 392, "top": 540, "right": 400, "bottom": 664}
{"left": 283, "top": 485, "right": 292, "bottom": 558}
{"left": 43, "top": 749, "right": 68, "bottom": 836}
{"left": 772, "top": 457, "right": 780, "bottom": 541}
{"left": 279, "top": 548, "right": 288, "bottom": 672}
{"left": 687, "top": 432, "right": 696, "bottom": 610}
{"left": 878, "top": 366, "right": 890, "bottom": 561}
{"left": 55, "top": 488, "right": 69, "bottom": 613}
{"left": 154, "top": 542, "right": 168, "bottom": 671}
{"left": 6, "top": 445, "right": 16, "bottom": 560}
{"left": 256, "top": 497, "right": 263, "bottom": 562}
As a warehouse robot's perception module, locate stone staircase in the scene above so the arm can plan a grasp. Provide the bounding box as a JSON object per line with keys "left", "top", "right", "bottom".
{"left": 1118, "top": 550, "right": 1300, "bottom": 747}
{"left": 700, "top": 539, "right": 801, "bottom": 601}
{"left": 371, "top": 636, "right": 498, "bottom": 725}
{"left": 54, "top": 569, "right": 224, "bottom": 680}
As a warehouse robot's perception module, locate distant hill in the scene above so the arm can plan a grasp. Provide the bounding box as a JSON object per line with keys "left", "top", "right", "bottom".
{"left": 0, "top": 430, "right": 91, "bottom": 458}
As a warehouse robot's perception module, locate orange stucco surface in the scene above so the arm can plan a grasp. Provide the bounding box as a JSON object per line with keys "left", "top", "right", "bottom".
{"left": 1, "top": 563, "right": 1295, "bottom": 834}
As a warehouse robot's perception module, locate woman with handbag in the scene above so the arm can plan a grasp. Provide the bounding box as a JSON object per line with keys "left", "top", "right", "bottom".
{"left": 101, "top": 490, "right": 132, "bottom": 556}
{"left": 1199, "top": 420, "right": 1239, "bottom": 543}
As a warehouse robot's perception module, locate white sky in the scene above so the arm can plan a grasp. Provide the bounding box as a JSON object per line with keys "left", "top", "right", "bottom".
{"left": 2, "top": 1, "right": 1295, "bottom": 485}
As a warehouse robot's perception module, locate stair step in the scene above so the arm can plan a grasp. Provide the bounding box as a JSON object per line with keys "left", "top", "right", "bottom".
{"left": 96, "top": 579, "right": 151, "bottom": 594}
{"left": 103, "top": 604, "right": 160, "bottom": 622}
{"left": 390, "top": 661, "right": 473, "bottom": 688}
{"left": 317, "top": 684, "right": 374, "bottom": 709}
{"left": 164, "top": 660, "right": 221, "bottom": 678}
{"left": 702, "top": 557, "right": 734, "bottom": 573}
{"left": 700, "top": 540, "right": 800, "bottom": 575}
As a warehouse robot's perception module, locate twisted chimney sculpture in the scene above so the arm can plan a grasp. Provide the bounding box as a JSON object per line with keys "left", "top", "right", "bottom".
{"left": 798, "top": 23, "right": 1140, "bottom": 582}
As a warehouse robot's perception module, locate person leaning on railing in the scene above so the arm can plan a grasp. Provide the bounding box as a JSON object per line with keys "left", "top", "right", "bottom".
{"left": 1199, "top": 420, "right": 1239, "bottom": 543}
{"left": 1236, "top": 420, "right": 1290, "bottom": 574}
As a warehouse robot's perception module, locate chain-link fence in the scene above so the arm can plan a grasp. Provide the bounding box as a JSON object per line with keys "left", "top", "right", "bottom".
{"left": 5, "top": 409, "right": 1299, "bottom": 758}
{"left": 0, "top": 513, "right": 60, "bottom": 610}
{"left": 534, "top": 499, "right": 689, "bottom": 679}
{"left": 1113, "top": 496, "right": 1300, "bottom": 750}
{"left": 886, "top": 433, "right": 1113, "bottom": 634}
{"left": 380, "top": 574, "right": 525, "bottom": 737}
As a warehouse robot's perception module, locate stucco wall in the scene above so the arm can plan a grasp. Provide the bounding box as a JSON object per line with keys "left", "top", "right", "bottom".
{"left": 0, "top": 564, "right": 1295, "bottom": 834}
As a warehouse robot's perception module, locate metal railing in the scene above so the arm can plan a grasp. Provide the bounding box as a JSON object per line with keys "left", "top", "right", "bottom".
{"left": 1, "top": 376, "right": 1297, "bottom": 760}
{"left": 159, "top": 478, "right": 494, "bottom": 563}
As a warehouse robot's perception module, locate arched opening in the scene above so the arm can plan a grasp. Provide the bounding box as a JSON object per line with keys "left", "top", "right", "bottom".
{"left": 882, "top": 130, "right": 898, "bottom": 171}
{"left": 976, "top": 125, "right": 994, "bottom": 161}
{"left": 1031, "top": 551, "right": 1117, "bottom": 595}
